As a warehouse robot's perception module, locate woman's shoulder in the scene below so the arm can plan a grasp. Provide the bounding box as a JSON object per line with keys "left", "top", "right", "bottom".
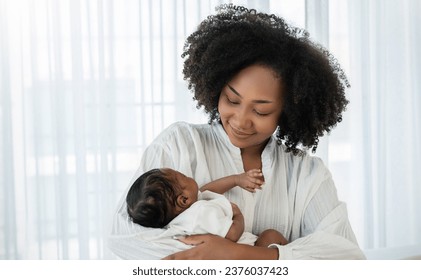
{"left": 153, "top": 121, "right": 211, "bottom": 143}
{"left": 279, "top": 146, "right": 328, "bottom": 176}
{"left": 161, "top": 121, "right": 210, "bottom": 134}
{"left": 277, "top": 148, "right": 333, "bottom": 197}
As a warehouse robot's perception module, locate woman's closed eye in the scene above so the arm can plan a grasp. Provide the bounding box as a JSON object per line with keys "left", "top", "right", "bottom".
{"left": 253, "top": 110, "right": 270, "bottom": 116}
{"left": 225, "top": 94, "right": 272, "bottom": 116}
{"left": 225, "top": 94, "right": 239, "bottom": 105}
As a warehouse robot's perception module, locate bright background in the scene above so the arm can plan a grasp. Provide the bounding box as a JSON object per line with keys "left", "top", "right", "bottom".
{"left": 1, "top": 0, "right": 420, "bottom": 259}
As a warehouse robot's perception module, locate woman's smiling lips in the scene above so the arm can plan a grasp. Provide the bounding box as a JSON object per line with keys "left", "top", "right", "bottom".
{"left": 229, "top": 123, "right": 254, "bottom": 138}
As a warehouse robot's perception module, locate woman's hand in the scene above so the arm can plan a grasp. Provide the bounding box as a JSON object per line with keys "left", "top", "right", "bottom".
{"left": 162, "top": 234, "right": 278, "bottom": 260}
{"left": 163, "top": 234, "right": 237, "bottom": 260}
{"left": 234, "top": 169, "right": 265, "bottom": 192}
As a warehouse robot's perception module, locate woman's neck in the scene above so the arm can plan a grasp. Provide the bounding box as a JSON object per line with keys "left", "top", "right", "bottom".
{"left": 240, "top": 138, "right": 269, "bottom": 156}
{"left": 240, "top": 140, "right": 268, "bottom": 171}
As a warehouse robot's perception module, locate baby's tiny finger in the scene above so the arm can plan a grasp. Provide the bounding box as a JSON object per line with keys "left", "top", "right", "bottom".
{"left": 255, "top": 178, "right": 264, "bottom": 185}
{"left": 247, "top": 169, "right": 261, "bottom": 175}
{"left": 248, "top": 177, "right": 263, "bottom": 185}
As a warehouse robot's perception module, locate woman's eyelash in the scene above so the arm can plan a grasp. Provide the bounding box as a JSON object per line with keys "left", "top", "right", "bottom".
{"left": 226, "top": 95, "right": 239, "bottom": 104}
{"left": 254, "top": 110, "right": 269, "bottom": 116}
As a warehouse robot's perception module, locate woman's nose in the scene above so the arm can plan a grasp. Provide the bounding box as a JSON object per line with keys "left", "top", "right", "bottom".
{"left": 234, "top": 107, "right": 252, "bottom": 129}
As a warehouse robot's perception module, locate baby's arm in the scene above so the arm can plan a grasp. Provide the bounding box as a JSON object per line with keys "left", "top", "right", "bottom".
{"left": 200, "top": 169, "right": 264, "bottom": 194}
{"left": 224, "top": 203, "right": 244, "bottom": 242}
{"left": 255, "top": 229, "right": 289, "bottom": 247}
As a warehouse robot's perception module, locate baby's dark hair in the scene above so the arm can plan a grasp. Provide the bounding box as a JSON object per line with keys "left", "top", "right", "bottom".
{"left": 126, "top": 169, "right": 180, "bottom": 228}
{"left": 182, "top": 4, "right": 349, "bottom": 155}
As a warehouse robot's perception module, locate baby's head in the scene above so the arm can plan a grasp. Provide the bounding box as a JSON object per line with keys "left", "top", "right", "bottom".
{"left": 126, "top": 168, "right": 199, "bottom": 228}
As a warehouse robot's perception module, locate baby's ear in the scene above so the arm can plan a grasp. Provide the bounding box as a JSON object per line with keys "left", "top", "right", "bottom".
{"left": 176, "top": 195, "right": 189, "bottom": 208}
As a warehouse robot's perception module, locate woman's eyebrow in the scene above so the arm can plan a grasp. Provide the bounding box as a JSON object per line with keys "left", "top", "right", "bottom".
{"left": 227, "top": 84, "right": 273, "bottom": 104}
{"left": 227, "top": 84, "right": 242, "bottom": 97}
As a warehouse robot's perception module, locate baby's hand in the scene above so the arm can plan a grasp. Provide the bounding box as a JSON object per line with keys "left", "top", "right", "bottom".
{"left": 234, "top": 169, "right": 265, "bottom": 193}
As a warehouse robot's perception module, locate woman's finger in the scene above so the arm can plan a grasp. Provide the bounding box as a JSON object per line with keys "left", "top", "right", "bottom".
{"left": 177, "top": 234, "right": 209, "bottom": 245}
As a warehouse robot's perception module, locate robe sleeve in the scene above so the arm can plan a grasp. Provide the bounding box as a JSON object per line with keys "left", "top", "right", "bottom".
{"left": 269, "top": 175, "right": 366, "bottom": 259}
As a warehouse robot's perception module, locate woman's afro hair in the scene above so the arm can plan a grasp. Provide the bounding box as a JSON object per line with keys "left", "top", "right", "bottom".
{"left": 182, "top": 4, "right": 349, "bottom": 155}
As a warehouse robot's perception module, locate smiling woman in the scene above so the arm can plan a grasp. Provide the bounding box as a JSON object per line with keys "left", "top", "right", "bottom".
{"left": 218, "top": 65, "right": 284, "bottom": 169}
{"left": 108, "top": 4, "right": 364, "bottom": 260}
{"left": 1, "top": 0, "right": 420, "bottom": 261}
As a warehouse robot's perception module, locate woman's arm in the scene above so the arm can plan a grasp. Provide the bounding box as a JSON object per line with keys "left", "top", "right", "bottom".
{"left": 163, "top": 235, "right": 279, "bottom": 260}
{"left": 270, "top": 174, "right": 366, "bottom": 260}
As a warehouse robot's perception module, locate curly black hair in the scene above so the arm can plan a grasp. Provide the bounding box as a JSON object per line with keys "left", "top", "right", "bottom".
{"left": 182, "top": 4, "right": 349, "bottom": 155}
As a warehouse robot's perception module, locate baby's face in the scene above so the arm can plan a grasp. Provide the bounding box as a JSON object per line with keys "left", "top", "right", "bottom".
{"left": 163, "top": 168, "right": 199, "bottom": 205}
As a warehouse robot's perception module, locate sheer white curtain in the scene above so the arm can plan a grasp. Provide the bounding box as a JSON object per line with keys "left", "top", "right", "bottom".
{"left": 328, "top": 0, "right": 421, "bottom": 259}
{"left": 1, "top": 0, "right": 420, "bottom": 260}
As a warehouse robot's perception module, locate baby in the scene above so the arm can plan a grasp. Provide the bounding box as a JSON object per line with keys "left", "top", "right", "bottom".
{"left": 126, "top": 168, "right": 287, "bottom": 247}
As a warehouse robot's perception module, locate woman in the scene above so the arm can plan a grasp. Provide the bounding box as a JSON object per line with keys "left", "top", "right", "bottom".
{"left": 108, "top": 4, "right": 365, "bottom": 260}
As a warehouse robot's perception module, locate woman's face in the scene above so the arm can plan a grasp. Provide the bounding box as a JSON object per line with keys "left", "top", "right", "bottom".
{"left": 218, "top": 64, "right": 284, "bottom": 151}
